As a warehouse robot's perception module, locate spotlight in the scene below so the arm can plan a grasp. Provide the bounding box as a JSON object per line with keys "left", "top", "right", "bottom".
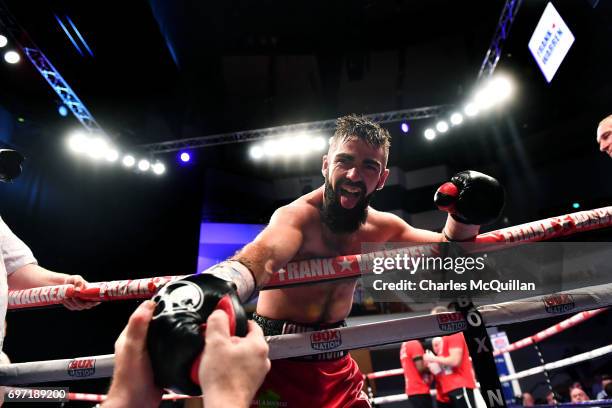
{"left": 179, "top": 151, "right": 191, "bottom": 163}
{"left": 122, "top": 155, "right": 135, "bottom": 167}
{"left": 67, "top": 132, "right": 89, "bottom": 153}
{"left": 424, "top": 129, "right": 436, "bottom": 140}
{"left": 87, "top": 137, "right": 109, "bottom": 160}
{"left": 249, "top": 145, "right": 264, "bottom": 160}
{"left": 450, "top": 113, "right": 463, "bottom": 125}
{"left": 312, "top": 136, "right": 327, "bottom": 151}
{"left": 474, "top": 87, "right": 495, "bottom": 110}
{"left": 152, "top": 162, "right": 166, "bottom": 175}
{"left": 464, "top": 103, "right": 479, "bottom": 117}
{"left": 490, "top": 75, "right": 513, "bottom": 103}
{"left": 262, "top": 140, "right": 279, "bottom": 158}
{"left": 435, "top": 121, "right": 449, "bottom": 133}
{"left": 4, "top": 50, "right": 20, "bottom": 64}
{"left": 0, "top": 35, "right": 7, "bottom": 48}
{"left": 293, "top": 134, "right": 312, "bottom": 155}
{"left": 105, "top": 149, "right": 119, "bottom": 162}
{"left": 400, "top": 122, "right": 410, "bottom": 133}
{"left": 138, "top": 159, "right": 151, "bottom": 171}
{"left": 572, "top": 202, "right": 580, "bottom": 209}
{"left": 58, "top": 105, "right": 69, "bottom": 117}
{"left": 277, "top": 136, "right": 295, "bottom": 157}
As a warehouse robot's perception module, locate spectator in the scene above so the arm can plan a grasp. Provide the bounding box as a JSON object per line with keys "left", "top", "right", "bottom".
{"left": 570, "top": 387, "right": 590, "bottom": 403}
{"left": 597, "top": 375, "right": 611, "bottom": 400}
{"left": 522, "top": 392, "right": 535, "bottom": 407}
{"left": 546, "top": 391, "right": 561, "bottom": 405}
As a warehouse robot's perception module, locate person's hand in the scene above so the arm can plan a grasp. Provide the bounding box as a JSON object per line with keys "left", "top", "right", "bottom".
{"left": 200, "top": 310, "right": 271, "bottom": 408}
{"left": 423, "top": 350, "right": 435, "bottom": 364}
{"left": 147, "top": 274, "right": 248, "bottom": 395}
{"left": 62, "top": 275, "right": 100, "bottom": 310}
{"left": 103, "top": 301, "right": 163, "bottom": 408}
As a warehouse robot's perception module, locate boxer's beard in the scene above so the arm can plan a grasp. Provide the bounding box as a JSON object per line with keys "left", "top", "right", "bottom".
{"left": 321, "top": 178, "right": 373, "bottom": 234}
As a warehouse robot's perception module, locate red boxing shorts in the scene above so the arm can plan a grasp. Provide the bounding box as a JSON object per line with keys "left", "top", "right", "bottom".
{"left": 252, "top": 313, "right": 370, "bottom": 407}
{"left": 253, "top": 355, "right": 370, "bottom": 408}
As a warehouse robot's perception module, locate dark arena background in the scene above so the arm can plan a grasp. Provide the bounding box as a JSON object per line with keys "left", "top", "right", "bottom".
{"left": 0, "top": 1, "right": 611, "bottom": 407}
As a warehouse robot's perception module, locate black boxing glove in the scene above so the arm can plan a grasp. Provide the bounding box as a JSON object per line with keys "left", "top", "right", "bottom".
{"left": 0, "top": 149, "right": 24, "bottom": 182}
{"left": 434, "top": 170, "right": 505, "bottom": 225}
{"left": 147, "top": 273, "right": 248, "bottom": 395}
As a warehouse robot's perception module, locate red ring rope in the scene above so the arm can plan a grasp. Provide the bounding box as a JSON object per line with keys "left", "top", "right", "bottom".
{"left": 8, "top": 206, "right": 612, "bottom": 310}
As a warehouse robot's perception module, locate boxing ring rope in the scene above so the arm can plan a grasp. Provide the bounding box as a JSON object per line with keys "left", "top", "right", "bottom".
{"left": 370, "top": 344, "right": 612, "bottom": 405}
{"left": 499, "top": 344, "right": 612, "bottom": 382}
{"left": 1, "top": 282, "right": 611, "bottom": 385}
{"left": 366, "top": 368, "right": 404, "bottom": 380}
{"left": 364, "top": 307, "right": 608, "bottom": 381}
{"left": 493, "top": 308, "right": 607, "bottom": 356}
{"left": 529, "top": 401, "right": 612, "bottom": 408}
{"left": 8, "top": 206, "right": 612, "bottom": 310}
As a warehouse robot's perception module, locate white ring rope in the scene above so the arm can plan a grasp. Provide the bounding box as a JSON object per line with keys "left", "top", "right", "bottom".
{"left": 499, "top": 344, "right": 612, "bottom": 382}
{"left": 1, "top": 282, "right": 610, "bottom": 385}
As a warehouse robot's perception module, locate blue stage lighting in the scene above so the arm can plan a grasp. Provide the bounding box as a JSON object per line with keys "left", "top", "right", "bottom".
{"left": 58, "top": 105, "right": 68, "bottom": 117}
{"left": 401, "top": 122, "right": 410, "bottom": 133}
{"left": 572, "top": 202, "right": 580, "bottom": 209}
{"left": 179, "top": 151, "right": 191, "bottom": 163}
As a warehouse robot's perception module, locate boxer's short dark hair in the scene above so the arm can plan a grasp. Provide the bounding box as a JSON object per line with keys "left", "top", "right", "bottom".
{"left": 330, "top": 114, "right": 391, "bottom": 166}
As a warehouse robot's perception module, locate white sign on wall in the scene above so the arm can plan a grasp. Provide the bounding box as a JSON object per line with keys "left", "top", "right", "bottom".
{"left": 528, "top": 2, "right": 575, "bottom": 83}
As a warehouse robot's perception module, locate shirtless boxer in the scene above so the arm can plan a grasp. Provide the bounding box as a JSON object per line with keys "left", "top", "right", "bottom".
{"left": 148, "top": 115, "right": 504, "bottom": 406}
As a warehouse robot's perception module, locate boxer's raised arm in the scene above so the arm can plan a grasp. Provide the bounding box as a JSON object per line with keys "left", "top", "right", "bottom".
{"left": 199, "top": 205, "right": 306, "bottom": 301}
{"left": 232, "top": 205, "right": 305, "bottom": 286}
{"left": 384, "top": 212, "right": 444, "bottom": 243}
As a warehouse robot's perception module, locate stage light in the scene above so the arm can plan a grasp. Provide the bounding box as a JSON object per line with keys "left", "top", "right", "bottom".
{"left": 179, "top": 151, "right": 191, "bottom": 163}
{"left": 4, "top": 50, "right": 20, "bottom": 64}
{"left": 122, "top": 155, "right": 135, "bottom": 167}
{"left": 249, "top": 145, "right": 264, "bottom": 160}
{"left": 464, "top": 102, "right": 479, "bottom": 117}
{"left": 490, "top": 75, "right": 513, "bottom": 103}
{"left": 572, "top": 202, "right": 580, "bottom": 209}
{"left": 105, "top": 149, "right": 119, "bottom": 162}
{"left": 0, "top": 35, "right": 7, "bottom": 48}
{"left": 312, "top": 136, "right": 327, "bottom": 151}
{"left": 58, "top": 105, "right": 69, "bottom": 117}
{"left": 87, "top": 137, "right": 109, "bottom": 160}
{"left": 294, "top": 134, "right": 312, "bottom": 155}
{"left": 152, "top": 162, "right": 166, "bottom": 175}
{"left": 138, "top": 159, "right": 150, "bottom": 171}
{"left": 263, "top": 140, "right": 279, "bottom": 158}
{"left": 401, "top": 122, "right": 410, "bottom": 133}
{"left": 450, "top": 113, "right": 463, "bottom": 125}
{"left": 67, "top": 132, "right": 89, "bottom": 153}
{"left": 436, "top": 121, "right": 449, "bottom": 133}
{"left": 424, "top": 128, "right": 436, "bottom": 140}
{"left": 277, "top": 136, "right": 294, "bottom": 157}
{"left": 474, "top": 87, "right": 496, "bottom": 110}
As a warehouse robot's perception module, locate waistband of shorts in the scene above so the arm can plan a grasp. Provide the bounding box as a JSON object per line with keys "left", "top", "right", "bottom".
{"left": 252, "top": 312, "right": 348, "bottom": 361}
